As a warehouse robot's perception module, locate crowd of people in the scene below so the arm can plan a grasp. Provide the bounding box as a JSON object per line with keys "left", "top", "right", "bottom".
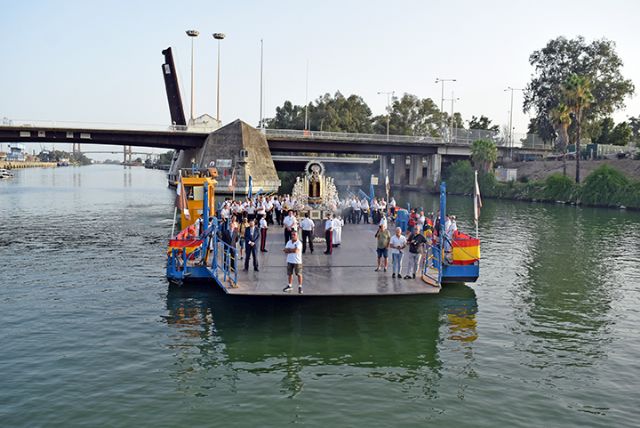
{"left": 202, "top": 193, "right": 460, "bottom": 293}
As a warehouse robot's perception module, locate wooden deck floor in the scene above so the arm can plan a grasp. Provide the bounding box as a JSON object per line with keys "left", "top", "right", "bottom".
{"left": 224, "top": 224, "right": 441, "bottom": 297}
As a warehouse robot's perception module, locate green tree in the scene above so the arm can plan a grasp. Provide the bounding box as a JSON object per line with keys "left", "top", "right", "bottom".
{"left": 468, "top": 115, "right": 499, "bottom": 132}
{"left": 524, "top": 36, "right": 634, "bottom": 142}
{"left": 550, "top": 103, "right": 572, "bottom": 176}
{"left": 266, "top": 92, "right": 374, "bottom": 133}
{"left": 527, "top": 116, "right": 556, "bottom": 145}
{"left": 267, "top": 100, "right": 305, "bottom": 129}
{"left": 373, "top": 93, "right": 443, "bottom": 136}
{"left": 563, "top": 74, "right": 593, "bottom": 183}
{"left": 158, "top": 150, "right": 175, "bottom": 165}
{"left": 471, "top": 139, "right": 498, "bottom": 173}
{"left": 593, "top": 117, "right": 613, "bottom": 145}
{"left": 580, "top": 164, "right": 629, "bottom": 206}
{"left": 627, "top": 116, "right": 640, "bottom": 146}
{"left": 609, "top": 121, "right": 632, "bottom": 146}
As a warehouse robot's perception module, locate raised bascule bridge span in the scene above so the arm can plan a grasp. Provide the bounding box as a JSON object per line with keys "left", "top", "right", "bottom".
{"left": 0, "top": 47, "right": 550, "bottom": 192}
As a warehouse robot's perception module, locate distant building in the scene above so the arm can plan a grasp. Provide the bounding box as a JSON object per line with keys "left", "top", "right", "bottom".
{"left": 0, "top": 151, "right": 6, "bottom": 161}
{"left": 6, "top": 144, "right": 26, "bottom": 161}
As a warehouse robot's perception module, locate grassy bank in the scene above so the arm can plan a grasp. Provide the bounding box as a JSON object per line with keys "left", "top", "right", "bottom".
{"left": 445, "top": 161, "right": 640, "bottom": 210}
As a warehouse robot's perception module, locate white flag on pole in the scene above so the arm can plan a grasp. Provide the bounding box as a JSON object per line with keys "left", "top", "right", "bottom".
{"left": 474, "top": 170, "right": 482, "bottom": 233}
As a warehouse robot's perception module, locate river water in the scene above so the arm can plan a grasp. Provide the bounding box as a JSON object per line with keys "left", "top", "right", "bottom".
{"left": 1, "top": 165, "right": 639, "bottom": 427}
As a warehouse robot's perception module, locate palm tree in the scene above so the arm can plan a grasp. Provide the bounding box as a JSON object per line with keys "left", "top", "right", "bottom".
{"left": 550, "top": 104, "right": 572, "bottom": 176}
{"left": 471, "top": 139, "right": 498, "bottom": 173}
{"left": 563, "top": 74, "right": 593, "bottom": 183}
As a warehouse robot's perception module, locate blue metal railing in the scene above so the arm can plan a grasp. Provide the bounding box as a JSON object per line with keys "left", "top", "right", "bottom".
{"left": 216, "top": 239, "right": 238, "bottom": 286}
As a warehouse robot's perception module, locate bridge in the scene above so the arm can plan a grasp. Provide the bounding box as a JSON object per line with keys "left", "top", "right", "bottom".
{"left": 0, "top": 120, "right": 548, "bottom": 155}
{"left": 0, "top": 119, "right": 550, "bottom": 186}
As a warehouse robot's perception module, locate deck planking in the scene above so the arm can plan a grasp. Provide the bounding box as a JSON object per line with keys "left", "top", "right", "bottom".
{"left": 224, "top": 223, "right": 441, "bottom": 297}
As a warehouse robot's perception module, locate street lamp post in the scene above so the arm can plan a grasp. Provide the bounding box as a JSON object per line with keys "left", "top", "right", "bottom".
{"left": 435, "top": 78, "right": 456, "bottom": 138}
{"left": 259, "top": 39, "right": 264, "bottom": 129}
{"left": 185, "top": 30, "right": 200, "bottom": 124}
{"left": 505, "top": 87, "right": 524, "bottom": 159}
{"left": 213, "top": 32, "right": 226, "bottom": 123}
{"left": 444, "top": 92, "right": 460, "bottom": 144}
{"left": 377, "top": 91, "right": 395, "bottom": 139}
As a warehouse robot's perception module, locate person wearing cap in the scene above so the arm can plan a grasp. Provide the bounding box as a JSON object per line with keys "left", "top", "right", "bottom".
{"left": 374, "top": 223, "right": 391, "bottom": 272}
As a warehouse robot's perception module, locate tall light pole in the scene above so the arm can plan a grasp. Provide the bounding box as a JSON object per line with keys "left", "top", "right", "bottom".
{"left": 213, "top": 32, "right": 226, "bottom": 123}
{"left": 185, "top": 30, "right": 199, "bottom": 124}
{"left": 377, "top": 91, "right": 395, "bottom": 139}
{"left": 444, "top": 92, "right": 460, "bottom": 144}
{"left": 505, "top": 87, "right": 524, "bottom": 158}
{"left": 435, "top": 78, "right": 456, "bottom": 138}
{"left": 259, "top": 39, "right": 264, "bottom": 129}
{"left": 304, "top": 59, "right": 309, "bottom": 131}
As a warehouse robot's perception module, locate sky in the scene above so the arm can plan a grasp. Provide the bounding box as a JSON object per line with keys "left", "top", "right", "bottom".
{"left": 1, "top": 0, "right": 639, "bottom": 159}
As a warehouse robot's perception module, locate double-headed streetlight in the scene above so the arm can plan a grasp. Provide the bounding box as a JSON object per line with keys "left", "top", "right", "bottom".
{"left": 213, "top": 33, "right": 226, "bottom": 123}
{"left": 377, "top": 91, "right": 395, "bottom": 139}
{"left": 505, "top": 87, "right": 524, "bottom": 158}
{"left": 435, "top": 78, "right": 456, "bottom": 137}
{"left": 185, "top": 30, "right": 200, "bottom": 124}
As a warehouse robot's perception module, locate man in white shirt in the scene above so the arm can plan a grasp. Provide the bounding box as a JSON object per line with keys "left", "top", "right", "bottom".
{"left": 323, "top": 213, "right": 333, "bottom": 254}
{"left": 283, "top": 210, "right": 297, "bottom": 244}
{"left": 300, "top": 212, "right": 315, "bottom": 254}
{"left": 274, "top": 197, "right": 283, "bottom": 225}
{"left": 360, "top": 198, "right": 370, "bottom": 224}
{"left": 265, "top": 198, "right": 274, "bottom": 225}
{"left": 259, "top": 215, "right": 268, "bottom": 252}
{"left": 350, "top": 198, "right": 359, "bottom": 224}
{"left": 246, "top": 201, "right": 256, "bottom": 222}
{"left": 389, "top": 227, "right": 407, "bottom": 278}
{"left": 283, "top": 230, "right": 303, "bottom": 294}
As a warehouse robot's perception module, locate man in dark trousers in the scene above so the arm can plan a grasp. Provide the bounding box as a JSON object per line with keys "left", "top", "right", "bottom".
{"left": 219, "top": 223, "right": 238, "bottom": 271}
{"left": 323, "top": 213, "right": 333, "bottom": 255}
{"left": 259, "top": 215, "right": 268, "bottom": 252}
{"left": 244, "top": 220, "right": 260, "bottom": 271}
{"left": 300, "top": 212, "right": 315, "bottom": 254}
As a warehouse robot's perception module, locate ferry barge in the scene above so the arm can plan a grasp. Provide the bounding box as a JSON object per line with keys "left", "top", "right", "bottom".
{"left": 166, "top": 171, "right": 479, "bottom": 296}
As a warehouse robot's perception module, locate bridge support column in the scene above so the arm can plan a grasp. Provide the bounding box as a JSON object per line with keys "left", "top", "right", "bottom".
{"left": 379, "top": 155, "right": 389, "bottom": 178}
{"left": 409, "top": 155, "right": 423, "bottom": 186}
{"left": 427, "top": 154, "right": 442, "bottom": 185}
{"left": 393, "top": 155, "right": 406, "bottom": 185}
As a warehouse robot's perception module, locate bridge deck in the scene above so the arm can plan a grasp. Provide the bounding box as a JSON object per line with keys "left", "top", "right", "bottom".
{"left": 224, "top": 224, "right": 440, "bottom": 297}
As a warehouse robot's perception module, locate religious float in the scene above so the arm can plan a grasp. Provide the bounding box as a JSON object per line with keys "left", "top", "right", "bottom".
{"left": 290, "top": 160, "right": 339, "bottom": 219}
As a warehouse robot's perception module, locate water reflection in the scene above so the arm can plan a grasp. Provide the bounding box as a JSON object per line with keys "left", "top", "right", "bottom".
{"left": 514, "top": 205, "right": 622, "bottom": 373}
{"left": 123, "top": 168, "right": 132, "bottom": 187}
{"left": 164, "top": 283, "right": 478, "bottom": 398}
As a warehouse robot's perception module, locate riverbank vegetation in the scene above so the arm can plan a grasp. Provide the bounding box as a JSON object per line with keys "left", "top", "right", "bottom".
{"left": 445, "top": 160, "right": 640, "bottom": 209}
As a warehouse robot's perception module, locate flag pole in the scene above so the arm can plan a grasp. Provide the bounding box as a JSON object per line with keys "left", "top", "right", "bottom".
{"left": 474, "top": 170, "right": 479, "bottom": 238}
